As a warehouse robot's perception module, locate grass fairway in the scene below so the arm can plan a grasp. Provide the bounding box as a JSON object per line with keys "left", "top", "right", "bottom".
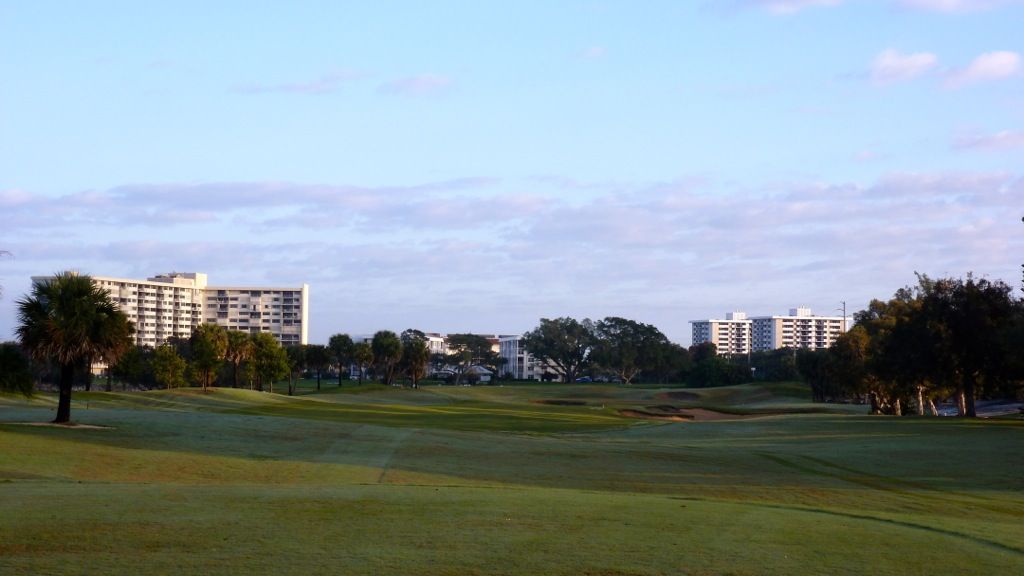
{"left": 1, "top": 383, "right": 1022, "bottom": 575}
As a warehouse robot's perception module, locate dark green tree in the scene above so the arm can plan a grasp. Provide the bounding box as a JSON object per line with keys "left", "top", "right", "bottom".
{"left": 306, "top": 344, "right": 331, "bottom": 390}
{"left": 0, "top": 342, "right": 33, "bottom": 396}
{"left": 645, "top": 341, "right": 691, "bottom": 384}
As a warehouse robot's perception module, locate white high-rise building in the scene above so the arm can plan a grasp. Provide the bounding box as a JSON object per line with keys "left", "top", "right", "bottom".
{"left": 689, "top": 312, "right": 752, "bottom": 356}
{"left": 35, "top": 272, "right": 309, "bottom": 347}
{"left": 750, "top": 308, "right": 846, "bottom": 352}
{"left": 691, "top": 308, "right": 847, "bottom": 355}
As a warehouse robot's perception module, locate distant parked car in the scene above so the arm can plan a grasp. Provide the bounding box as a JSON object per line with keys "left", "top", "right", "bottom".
{"left": 575, "top": 376, "right": 593, "bottom": 383}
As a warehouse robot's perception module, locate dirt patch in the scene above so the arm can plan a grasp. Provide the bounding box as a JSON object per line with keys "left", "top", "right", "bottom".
{"left": 618, "top": 409, "right": 692, "bottom": 422}
{"left": 10, "top": 422, "right": 114, "bottom": 430}
{"left": 532, "top": 399, "right": 588, "bottom": 406}
{"left": 655, "top": 391, "right": 699, "bottom": 401}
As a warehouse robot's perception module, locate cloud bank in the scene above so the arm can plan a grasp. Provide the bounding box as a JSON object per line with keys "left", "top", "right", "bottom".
{"left": 2, "top": 172, "right": 1020, "bottom": 343}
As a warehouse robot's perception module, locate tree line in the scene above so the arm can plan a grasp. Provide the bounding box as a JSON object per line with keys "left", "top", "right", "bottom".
{"left": 794, "top": 274, "right": 1024, "bottom": 417}
{"left": 5, "top": 270, "right": 1021, "bottom": 423}
{"left": 522, "top": 316, "right": 727, "bottom": 386}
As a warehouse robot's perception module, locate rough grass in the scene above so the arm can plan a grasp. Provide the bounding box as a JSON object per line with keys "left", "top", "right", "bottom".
{"left": 0, "top": 383, "right": 1022, "bottom": 575}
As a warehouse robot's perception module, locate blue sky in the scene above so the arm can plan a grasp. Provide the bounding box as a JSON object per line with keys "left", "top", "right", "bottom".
{"left": 2, "top": 0, "right": 1022, "bottom": 344}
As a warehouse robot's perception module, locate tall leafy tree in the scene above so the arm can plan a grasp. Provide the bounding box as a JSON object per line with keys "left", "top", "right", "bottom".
{"left": 371, "top": 330, "right": 402, "bottom": 386}
{"left": 917, "top": 275, "right": 1017, "bottom": 417}
{"left": 191, "top": 323, "right": 228, "bottom": 392}
{"left": 352, "top": 342, "right": 373, "bottom": 384}
{"left": 328, "top": 333, "right": 354, "bottom": 386}
{"left": 102, "top": 314, "right": 135, "bottom": 392}
{"left": 225, "top": 330, "right": 253, "bottom": 389}
{"left": 152, "top": 344, "right": 187, "bottom": 389}
{"left": 16, "top": 272, "right": 134, "bottom": 423}
{"left": 306, "top": 344, "right": 331, "bottom": 390}
{"left": 111, "top": 345, "right": 147, "bottom": 391}
{"left": 250, "top": 332, "right": 288, "bottom": 393}
{"left": 285, "top": 344, "right": 307, "bottom": 396}
{"left": 521, "top": 318, "right": 595, "bottom": 383}
{"left": 591, "top": 317, "right": 669, "bottom": 385}
{"left": 645, "top": 341, "right": 691, "bottom": 384}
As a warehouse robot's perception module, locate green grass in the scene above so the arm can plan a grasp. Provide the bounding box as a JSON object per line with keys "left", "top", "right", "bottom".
{"left": 1, "top": 382, "right": 1022, "bottom": 575}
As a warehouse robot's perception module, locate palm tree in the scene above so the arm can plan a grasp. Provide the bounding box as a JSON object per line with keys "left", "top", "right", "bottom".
{"left": 225, "top": 330, "right": 254, "bottom": 388}
{"left": 16, "top": 271, "right": 134, "bottom": 423}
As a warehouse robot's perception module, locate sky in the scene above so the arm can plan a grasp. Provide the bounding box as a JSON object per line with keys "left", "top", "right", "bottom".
{"left": 1, "top": 0, "right": 1022, "bottom": 345}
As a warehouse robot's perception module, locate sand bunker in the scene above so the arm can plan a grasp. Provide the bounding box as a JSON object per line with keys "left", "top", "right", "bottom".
{"left": 655, "top": 391, "right": 700, "bottom": 401}
{"left": 618, "top": 409, "right": 692, "bottom": 422}
{"left": 532, "top": 399, "right": 588, "bottom": 406}
{"left": 620, "top": 407, "right": 758, "bottom": 422}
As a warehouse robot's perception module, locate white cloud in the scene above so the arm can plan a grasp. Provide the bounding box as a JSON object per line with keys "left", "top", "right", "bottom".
{"left": 898, "top": 0, "right": 1023, "bottom": 12}
{"left": 579, "top": 46, "right": 607, "bottom": 59}
{"left": 745, "top": 0, "right": 844, "bottom": 13}
{"left": 954, "top": 129, "right": 1024, "bottom": 150}
{"left": 946, "top": 51, "right": 1021, "bottom": 87}
{"left": 870, "top": 49, "right": 939, "bottom": 84}
{"left": 742, "top": 0, "right": 1022, "bottom": 13}
{"left": 231, "top": 70, "right": 365, "bottom": 95}
{"left": 378, "top": 74, "right": 452, "bottom": 96}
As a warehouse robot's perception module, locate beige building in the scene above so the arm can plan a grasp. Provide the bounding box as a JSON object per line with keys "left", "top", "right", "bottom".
{"left": 40, "top": 272, "right": 309, "bottom": 348}
{"left": 689, "top": 312, "right": 752, "bottom": 356}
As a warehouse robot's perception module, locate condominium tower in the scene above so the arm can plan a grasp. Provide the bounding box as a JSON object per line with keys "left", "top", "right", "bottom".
{"left": 36, "top": 272, "right": 309, "bottom": 347}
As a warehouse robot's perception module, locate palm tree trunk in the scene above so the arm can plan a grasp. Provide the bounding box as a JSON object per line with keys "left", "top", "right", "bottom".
{"left": 54, "top": 363, "right": 74, "bottom": 423}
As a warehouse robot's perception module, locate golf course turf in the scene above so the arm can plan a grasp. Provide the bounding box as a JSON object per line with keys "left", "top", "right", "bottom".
{"left": 1, "top": 382, "right": 1021, "bottom": 575}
